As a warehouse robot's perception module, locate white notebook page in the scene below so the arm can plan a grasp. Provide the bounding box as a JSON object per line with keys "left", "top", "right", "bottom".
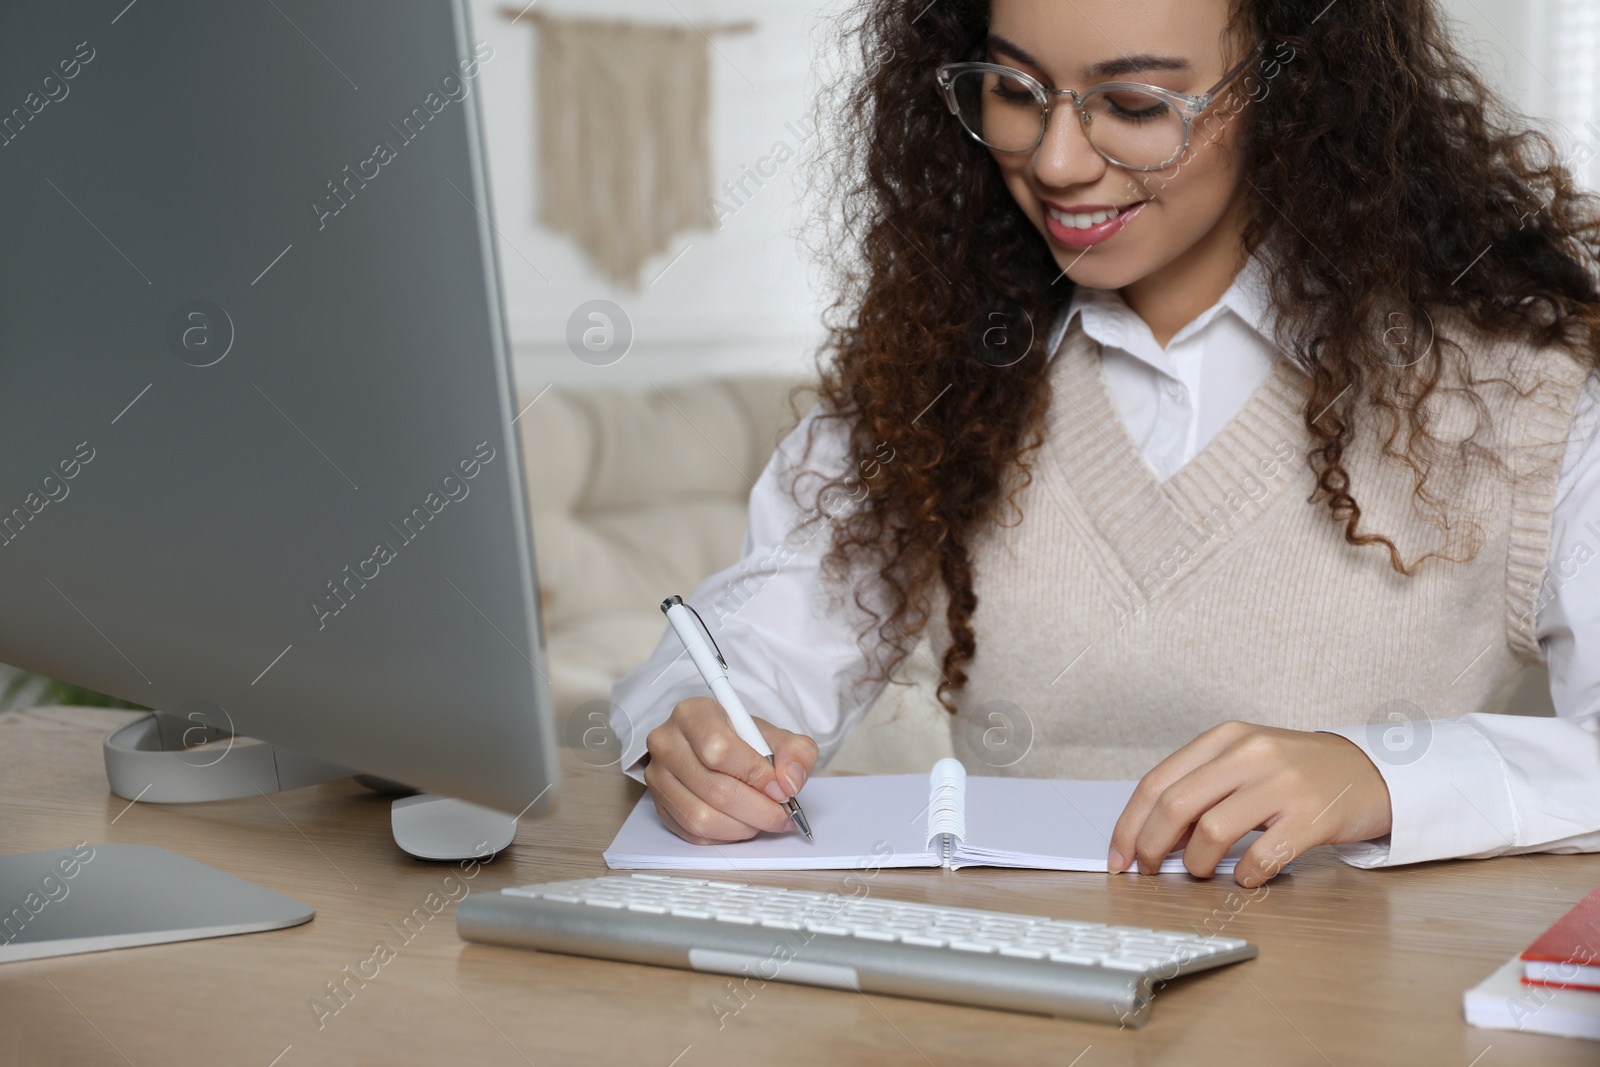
{"left": 958, "top": 776, "right": 1256, "bottom": 873}
{"left": 603, "top": 773, "right": 939, "bottom": 871}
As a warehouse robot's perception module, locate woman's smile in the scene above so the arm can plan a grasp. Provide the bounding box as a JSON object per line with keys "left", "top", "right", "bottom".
{"left": 1043, "top": 197, "right": 1150, "bottom": 248}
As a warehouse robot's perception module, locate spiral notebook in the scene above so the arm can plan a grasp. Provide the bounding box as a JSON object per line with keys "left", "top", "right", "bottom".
{"left": 605, "top": 758, "right": 1260, "bottom": 874}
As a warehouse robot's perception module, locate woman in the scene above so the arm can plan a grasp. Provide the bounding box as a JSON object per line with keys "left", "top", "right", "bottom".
{"left": 608, "top": 0, "right": 1600, "bottom": 887}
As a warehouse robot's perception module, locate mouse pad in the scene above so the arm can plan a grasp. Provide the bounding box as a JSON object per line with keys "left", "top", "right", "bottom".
{"left": 0, "top": 843, "right": 313, "bottom": 963}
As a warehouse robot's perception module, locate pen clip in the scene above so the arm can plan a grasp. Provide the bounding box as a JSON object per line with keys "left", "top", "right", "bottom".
{"left": 660, "top": 594, "right": 726, "bottom": 670}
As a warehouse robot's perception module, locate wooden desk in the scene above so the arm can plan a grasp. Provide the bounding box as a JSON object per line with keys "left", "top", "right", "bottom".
{"left": 1, "top": 705, "right": 1595, "bottom": 1066}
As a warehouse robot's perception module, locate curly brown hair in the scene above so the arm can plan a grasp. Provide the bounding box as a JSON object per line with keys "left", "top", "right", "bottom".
{"left": 783, "top": 0, "right": 1600, "bottom": 714}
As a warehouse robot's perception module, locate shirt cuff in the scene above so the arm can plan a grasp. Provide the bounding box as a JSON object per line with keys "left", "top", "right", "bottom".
{"left": 613, "top": 680, "right": 708, "bottom": 785}
{"left": 1316, "top": 718, "right": 1516, "bottom": 868}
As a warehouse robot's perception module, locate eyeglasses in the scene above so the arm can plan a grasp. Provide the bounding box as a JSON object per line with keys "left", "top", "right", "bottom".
{"left": 935, "top": 44, "right": 1263, "bottom": 171}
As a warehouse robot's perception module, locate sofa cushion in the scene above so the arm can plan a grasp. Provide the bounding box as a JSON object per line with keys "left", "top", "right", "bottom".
{"left": 515, "top": 374, "right": 953, "bottom": 774}
{"left": 520, "top": 377, "right": 815, "bottom": 630}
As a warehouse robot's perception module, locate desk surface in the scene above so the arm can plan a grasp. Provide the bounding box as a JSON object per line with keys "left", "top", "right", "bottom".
{"left": 2, "top": 705, "right": 1596, "bottom": 1066}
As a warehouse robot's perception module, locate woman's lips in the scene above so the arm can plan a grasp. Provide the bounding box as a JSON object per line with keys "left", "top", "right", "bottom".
{"left": 1044, "top": 199, "right": 1149, "bottom": 249}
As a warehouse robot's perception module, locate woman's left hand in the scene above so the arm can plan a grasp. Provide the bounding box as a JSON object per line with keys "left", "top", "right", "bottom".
{"left": 1107, "top": 721, "right": 1393, "bottom": 887}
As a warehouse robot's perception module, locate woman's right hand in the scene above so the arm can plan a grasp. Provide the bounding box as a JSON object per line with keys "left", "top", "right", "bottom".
{"left": 643, "top": 696, "right": 820, "bottom": 845}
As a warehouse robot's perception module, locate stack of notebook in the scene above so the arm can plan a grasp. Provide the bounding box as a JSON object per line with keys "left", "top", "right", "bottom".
{"left": 1465, "top": 882, "right": 1600, "bottom": 1040}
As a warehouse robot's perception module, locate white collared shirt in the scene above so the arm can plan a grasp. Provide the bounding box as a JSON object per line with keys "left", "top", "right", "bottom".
{"left": 609, "top": 255, "right": 1600, "bottom": 869}
{"left": 1061, "top": 254, "right": 1280, "bottom": 484}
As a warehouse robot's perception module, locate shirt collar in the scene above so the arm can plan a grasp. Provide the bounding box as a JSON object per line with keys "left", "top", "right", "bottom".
{"left": 1044, "top": 249, "right": 1277, "bottom": 370}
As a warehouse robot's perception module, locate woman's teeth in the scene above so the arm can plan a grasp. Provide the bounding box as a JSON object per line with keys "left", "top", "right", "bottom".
{"left": 1047, "top": 204, "right": 1127, "bottom": 229}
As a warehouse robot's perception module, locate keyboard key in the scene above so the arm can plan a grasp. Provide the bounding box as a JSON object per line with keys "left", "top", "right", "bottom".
{"left": 502, "top": 886, "right": 540, "bottom": 898}
{"left": 901, "top": 934, "right": 948, "bottom": 947}
{"left": 949, "top": 940, "right": 998, "bottom": 954}
{"left": 1103, "top": 958, "right": 1153, "bottom": 972}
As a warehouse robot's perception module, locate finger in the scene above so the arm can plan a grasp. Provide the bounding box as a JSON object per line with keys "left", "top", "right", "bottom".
{"left": 653, "top": 794, "right": 711, "bottom": 845}
{"left": 759, "top": 719, "right": 820, "bottom": 797}
{"left": 643, "top": 757, "right": 763, "bottom": 844}
{"left": 1131, "top": 756, "right": 1254, "bottom": 876}
{"left": 1232, "top": 823, "right": 1305, "bottom": 888}
{"left": 649, "top": 720, "right": 792, "bottom": 833}
{"left": 1110, "top": 721, "right": 1251, "bottom": 873}
{"left": 1173, "top": 787, "right": 1276, "bottom": 879}
{"left": 676, "top": 701, "right": 785, "bottom": 800}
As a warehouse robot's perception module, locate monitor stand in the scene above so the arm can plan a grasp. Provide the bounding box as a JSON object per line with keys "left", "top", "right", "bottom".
{"left": 100, "top": 712, "right": 513, "bottom": 860}
{"left": 103, "top": 711, "right": 355, "bottom": 802}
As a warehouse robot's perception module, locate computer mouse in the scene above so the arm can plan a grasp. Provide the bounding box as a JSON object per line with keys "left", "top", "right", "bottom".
{"left": 390, "top": 793, "right": 518, "bottom": 861}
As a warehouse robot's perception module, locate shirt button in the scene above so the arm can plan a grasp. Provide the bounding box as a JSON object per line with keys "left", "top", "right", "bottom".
{"left": 1164, "top": 380, "right": 1187, "bottom": 401}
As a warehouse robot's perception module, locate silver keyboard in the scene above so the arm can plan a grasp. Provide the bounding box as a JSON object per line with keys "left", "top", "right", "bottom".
{"left": 456, "top": 873, "right": 1256, "bottom": 1026}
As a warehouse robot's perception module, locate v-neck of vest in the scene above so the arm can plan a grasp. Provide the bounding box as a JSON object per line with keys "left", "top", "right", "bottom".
{"left": 1039, "top": 319, "right": 1310, "bottom": 591}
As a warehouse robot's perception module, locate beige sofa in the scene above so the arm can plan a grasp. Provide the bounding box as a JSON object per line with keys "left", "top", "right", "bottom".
{"left": 513, "top": 377, "right": 954, "bottom": 776}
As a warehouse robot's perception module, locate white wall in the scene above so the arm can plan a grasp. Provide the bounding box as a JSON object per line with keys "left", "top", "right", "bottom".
{"left": 1436, "top": 0, "right": 1536, "bottom": 111}
{"left": 468, "top": 0, "right": 840, "bottom": 390}
{"left": 475, "top": 1, "right": 1590, "bottom": 390}
{"left": 1420, "top": 0, "right": 1600, "bottom": 186}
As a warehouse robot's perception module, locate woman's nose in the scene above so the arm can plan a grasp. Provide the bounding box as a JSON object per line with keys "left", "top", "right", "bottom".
{"left": 1029, "top": 99, "right": 1107, "bottom": 188}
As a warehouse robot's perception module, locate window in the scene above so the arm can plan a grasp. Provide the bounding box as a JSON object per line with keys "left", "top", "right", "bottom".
{"left": 1542, "top": 0, "right": 1600, "bottom": 188}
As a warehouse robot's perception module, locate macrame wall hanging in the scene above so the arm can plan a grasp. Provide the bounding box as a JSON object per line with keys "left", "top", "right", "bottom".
{"left": 502, "top": 8, "right": 756, "bottom": 289}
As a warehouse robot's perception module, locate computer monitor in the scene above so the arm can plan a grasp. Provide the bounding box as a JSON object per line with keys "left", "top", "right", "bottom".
{"left": 0, "top": 0, "right": 557, "bottom": 818}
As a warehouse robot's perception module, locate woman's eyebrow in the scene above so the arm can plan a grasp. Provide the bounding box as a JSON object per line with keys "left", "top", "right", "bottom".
{"left": 985, "top": 33, "right": 1192, "bottom": 81}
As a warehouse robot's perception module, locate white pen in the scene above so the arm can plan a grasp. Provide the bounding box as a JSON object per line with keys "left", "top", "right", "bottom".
{"left": 659, "top": 594, "right": 814, "bottom": 842}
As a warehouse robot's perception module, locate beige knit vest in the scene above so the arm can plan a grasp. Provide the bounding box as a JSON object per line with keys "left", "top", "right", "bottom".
{"left": 925, "top": 312, "right": 1592, "bottom": 779}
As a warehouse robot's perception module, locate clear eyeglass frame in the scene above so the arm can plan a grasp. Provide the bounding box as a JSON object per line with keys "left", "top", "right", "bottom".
{"left": 934, "top": 43, "right": 1264, "bottom": 171}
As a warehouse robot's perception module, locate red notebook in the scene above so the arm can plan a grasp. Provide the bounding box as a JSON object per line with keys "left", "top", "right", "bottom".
{"left": 1522, "top": 884, "right": 1600, "bottom": 992}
